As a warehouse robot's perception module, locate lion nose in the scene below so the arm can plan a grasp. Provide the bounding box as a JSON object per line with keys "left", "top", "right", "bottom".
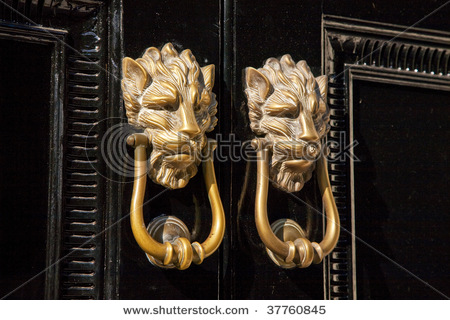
{"left": 178, "top": 103, "right": 201, "bottom": 137}
{"left": 298, "top": 112, "right": 320, "bottom": 143}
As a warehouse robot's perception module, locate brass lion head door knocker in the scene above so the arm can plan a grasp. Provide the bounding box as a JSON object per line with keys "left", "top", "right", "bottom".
{"left": 122, "top": 43, "right": 225, "bottom": 270}
{"left": 244, "top": 55, "right": 340, "bottom": 268}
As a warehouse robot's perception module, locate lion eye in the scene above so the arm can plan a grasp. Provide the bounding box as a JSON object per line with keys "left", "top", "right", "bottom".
{"left": 148, "top": 104, "right": 177, "bottom": 112}
{"left": 193, "top": 104, "right": 202, "bottom": 112}
{"left": 282, "top": 109, "right": 299, "bottom": 119}
{"left": 164, "top": 104, "right": 177, "bottom": 111}
{"left": 265, "top": 104, "right": 298, "bottom": 119}
{"left": 269, "top": 107, "right": 298, "bottom": 119}
{"left": 312, "top": 112, "right": 319, "bottom": 121}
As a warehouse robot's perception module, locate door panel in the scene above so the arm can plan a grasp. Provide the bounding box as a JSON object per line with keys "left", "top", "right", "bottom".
{"left": 230, "top": 0, "right": 325, "bottom": 299}
{"left": 323, "top": 14, "right": 450, "bottom": 299}
{"left": 119, "top": 0, "right": 327, "bottom": 300}
{"left": 120, "top": 0, "right": 223, "bottom": 299}
{"left": 118, "top": 0, "right": 450, "bottom": 300}
{"left": 0, "top": 0, "right": 114, "bottom": 300}
{"left": 353, "top": 81, "right": 450, "bottom": 299}
{"left": 1, "top": 0, "right": 448, "bottom": 300}
{"left": 0, "top": 39, "right": 52, "bottom": 299}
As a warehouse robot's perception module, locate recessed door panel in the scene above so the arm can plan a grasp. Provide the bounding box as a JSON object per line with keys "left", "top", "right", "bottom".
{"left": 353, "top": 80, "right": 450, "bottom": 299}
{"left": 0, "top": 39, "right": 52, "bottom": 299}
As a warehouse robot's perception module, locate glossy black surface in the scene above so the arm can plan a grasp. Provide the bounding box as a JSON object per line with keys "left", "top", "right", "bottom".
{"left": 323, "top": 0, "right": 450, "bottom": 32}
{"left": 120, "top": 0, "right": 221, "bottom": 299}
{"left": 119, "top": 0, "right": 450, "bottom": 300}
{"left": 353, "top": 81, "right": 450, "bottom": 299}
{"left": 230, "top": 0, "right": 325, "bottom": 300}
{"left": 0, "top": 39, "right": 52, "bottom": 299}
{"left": 1, "top": 0, "right": 449, "bottom": 300}
{"left": 120, "top": 0, "right": 328, "bottom": 300}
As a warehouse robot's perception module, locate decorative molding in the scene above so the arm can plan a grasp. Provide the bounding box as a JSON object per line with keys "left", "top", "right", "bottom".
{"left": 0, "top": 0, "right": 104, "bottom": 25}
{"left": 322, "top": 15, "right": 450, "bottom": 77}
{"left": 60, "top": 15, "right": 107, "bottom": 299}
{"left": 323, "top": 75, "right": 349, "bottom": 300}
{"left": 103, "top": 0, "right": 123, "bottom": 300}
{"left": 0, "top": 21, "right": 67, "bottom": 300}
{"left": 0, "top": 22, "right": 67, "bottom": 42}
{"left": 2, "top": 0, "right": 118, "bottom": 300}
{"left": 322, "top": 15, "right": 450, "bottom": 300}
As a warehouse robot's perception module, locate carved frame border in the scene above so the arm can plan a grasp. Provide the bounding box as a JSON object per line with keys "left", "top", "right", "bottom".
{"left": 0, "top": 0, "right": 123, "bottom": 299}
{"left": 322, "top": 15, "right": 450, "bottom": 300}
{"left": 0, "top": 22, "right": 67, "bottom": 299}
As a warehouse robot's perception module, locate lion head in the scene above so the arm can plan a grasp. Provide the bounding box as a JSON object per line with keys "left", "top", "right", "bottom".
{"left": 122, "top": 43, "right": 217, "bottom": 189}
{"left": 245, "top": 55, "right": 329, "bottom": 193}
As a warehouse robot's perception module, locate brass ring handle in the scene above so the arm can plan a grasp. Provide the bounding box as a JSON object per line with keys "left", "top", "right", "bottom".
{"left": 128, "top": 133, "right": 225, "bottom": 270}
{"left": 121, "top": 43, "right": 225, "bottom": 270}
{"left": 254, "top": 142, "right": 340, "bottom": 268}
{"left": 201, "top": 140, "right": 227, "bottom": 259}
{"left": 316, "top": 148, "right": 340, "bottom": 259}
{"left": 244, "top": 55, "right": 340, "bottom": 269}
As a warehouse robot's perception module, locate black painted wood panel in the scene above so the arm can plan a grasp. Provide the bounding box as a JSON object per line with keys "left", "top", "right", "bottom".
{"left": 0, "top": 38, "right": 52, "bottom": 299}
{"left": 120, "top": 0, "right": 222, "bottom": 300}
{"left": 230, "top": 0, "right": 325, "bottom": 300}
{"left": 1, "top": 0, "right": 449, "bottom": 300}
{"left": 323, "top": 14, "right": 450, "bottom": 300}
{"left": 353, "top": 81, "right": 450, "bottom": 299}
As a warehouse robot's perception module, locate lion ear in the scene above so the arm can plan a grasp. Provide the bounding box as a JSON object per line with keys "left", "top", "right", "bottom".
{"left": 246, "top": 67, "right": 272, "bottom": 100}
{"left": 315, "top": 75, "right": 328, "bottom": 100}
{"left": 201, "top": 64, "right": 215, "bottom": 90}
{"left": 122, "top": 57, "right": 150, "bottom": 94}
{"left": 161, "top": 42, "right": 179, "bottom": 61}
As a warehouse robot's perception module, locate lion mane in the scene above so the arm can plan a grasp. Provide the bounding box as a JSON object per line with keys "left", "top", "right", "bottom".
{"left": 245, "top": 55, "right": 330, "bottom": 192}
{"left": 121, "top": 43, "right": 217, "bottom": 189}
{"left": 245, "top": 55, "right": 329, "bottom": 141}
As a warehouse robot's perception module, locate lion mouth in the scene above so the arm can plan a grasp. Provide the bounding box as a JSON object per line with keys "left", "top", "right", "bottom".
{"left": 282, "top": 159, "right": 314, "bottom": 171}
{"left": 159, "top": 140, "right": 199, "bottom": 166}
{"left": 270, "top": 159, "right": 315, "bottom": 193}
{"left": 164, "top": 153, "right": 195, "bottom": 163}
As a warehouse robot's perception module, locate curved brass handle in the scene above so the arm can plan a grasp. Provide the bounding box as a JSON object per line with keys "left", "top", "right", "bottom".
{"left": 245, "top": 55, "right": 340, "bottom": 268}
{"left": 254, "top": 141, "right": 340, "bottom": 268}
{"left": 121, "top": 43, "right": 225, "bottom": 270}
{"left": 128, "top": 134, "right": 225, "bottom": 270}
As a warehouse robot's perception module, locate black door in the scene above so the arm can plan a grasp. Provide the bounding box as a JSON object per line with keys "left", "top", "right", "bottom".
{"left": 118, "top": 0, "right": 327, "bottom": 300}
{"left": 0, "top": 0, "right": 449, "bottom": 300}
